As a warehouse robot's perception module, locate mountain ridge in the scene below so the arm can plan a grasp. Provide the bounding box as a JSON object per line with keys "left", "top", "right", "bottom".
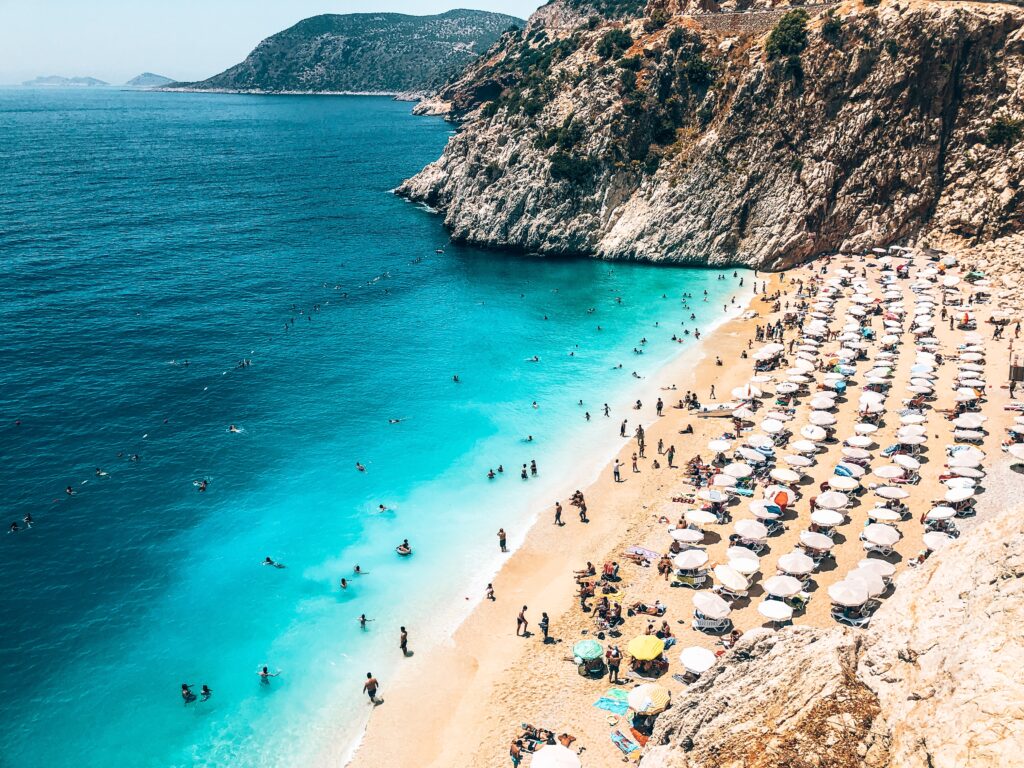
{"left": 170, "top": 10, "right": 524, "bottom": 95}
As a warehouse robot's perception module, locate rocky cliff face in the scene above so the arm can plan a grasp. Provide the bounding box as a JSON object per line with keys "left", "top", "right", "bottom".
{"left": 640, "top": 500, "right": 1024, "bottom": 768}
{"left": 399, "top": 0, "right": 1024, "bottom": 269}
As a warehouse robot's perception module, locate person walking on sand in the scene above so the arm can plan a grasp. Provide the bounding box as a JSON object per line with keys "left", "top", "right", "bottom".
{"left": 363, "top": 672, "right": 379, "bottom": 703}
{"left": 607, "top": 645, "right": 622, "bottom": 683}
{"left": 510, "top": 739, "right": 524, "bottom": 767}
{"left": 656, "top": 397, "right": 664, "bottom": 416}
{"left": 632, "top": 452, "right": 639, "bottom": 473}
{"left": 539, "top": 612, "right": 550, "bottom": 642}
{"left": 516, "top": 606, "right": 529, "bottom": 636}
{"left": 710, "top": 384, "right": 716, "bottom": 399}
{"left": 658, "top": 438, "right": 664, "bottom": 455}
{"left": 579, "top": 500, "right": 589, "bottom": 523}
{"left": 667, "top": 445, "right": 676, "bottom": 468}
{"left": 613, "top": 460, "right": 622, "bottom": 483}
{"left": 498, "top": 528, "right": 507, "bottom": 552}
{"left": 399, "top": 627, "right": 409, "bottom": 656}
{"left": 486, "top": 583, "right": 496, "bottom": 601}
{"left": 619, "top": 419, "right": 627, "bottom": 437}
{"left": 554, "top": 501, "right": 563, "bottom": 526}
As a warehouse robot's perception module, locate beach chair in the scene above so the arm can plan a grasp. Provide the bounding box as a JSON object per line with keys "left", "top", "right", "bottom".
{"left": 672, "top": 572, "right": 708, "bottom": 589}
{"left": 788, "top": 591, "right": 811, "bottom": 612}
{"left": 692, "top": 616, "right": 731, "bottom": 633}
{"left": 861, "top": 541, "right": 893, "bottom": 557}
{"left": 831, "top": 607, "right": 871, "bottom": 628}
{"left": 712, "top": 584, "right": 748, "bottom": 601}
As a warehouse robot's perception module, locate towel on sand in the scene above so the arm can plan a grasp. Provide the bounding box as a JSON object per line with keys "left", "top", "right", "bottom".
{"left": 594, "top": 688, "right": 629, "bottom": 716}
{"left": 612, "top": 729, "right": 640, "bottom": 754}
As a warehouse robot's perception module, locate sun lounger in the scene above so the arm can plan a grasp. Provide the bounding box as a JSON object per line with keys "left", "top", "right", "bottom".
{"left": 831, "top": 607, "right": 871, "bottom": 628}
{"left": 672, "top": 572, "right": 708, "bottom": 589}
{"left": 693, "top": 616, "right": 731, "bottom": 633}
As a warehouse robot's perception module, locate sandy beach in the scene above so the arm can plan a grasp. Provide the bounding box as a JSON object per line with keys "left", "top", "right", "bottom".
{"left": 349, "top": 256, "right": 1021, "bottom": 768}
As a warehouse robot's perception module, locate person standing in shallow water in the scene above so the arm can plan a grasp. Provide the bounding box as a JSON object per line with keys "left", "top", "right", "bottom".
{"left": 363, "top": 672, "right": 379, "bottom": 703}
{"left": 498, "top": 528, "right": 507, "bottom": 552}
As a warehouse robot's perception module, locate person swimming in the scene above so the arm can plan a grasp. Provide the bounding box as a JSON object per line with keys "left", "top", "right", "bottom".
{"left": 359, "top": 614, "right": 374, "bottom": 629}
{"left": 95, "top": 468, "right": 107, "bottom": 477}
{"left": 200, "top": 685, "right": 212, "bottom": 701}
{"left": 258, "top": 666, "right": 279, "bottom": 684}
{"left": 228, "top": 425, "right": 240, "bottom": 433}
{"left": 262, "top": 557, "right": 285, "bottom": 568}
{"left": 487, "top": 468, "right": 496, "bottom": 479}
{"left": 195, "top": 479, "right": 208, "bottom": 492}
{"left": 181, "top": 683, "right": 196, "bottom": 703}
{"left": 396, "top": 539, "right": 412, "bottom": 556}
{"left": 355, "top": 462, "right": 366, "bottom": 472}
{"left": 388, "top": 418, "right": 403, "bottom": 424}
{"left": 353, "top": 564, "right": 367, "bottom": 575}
{"left": 340, "top": 578, "right": 348, "bottom": 590}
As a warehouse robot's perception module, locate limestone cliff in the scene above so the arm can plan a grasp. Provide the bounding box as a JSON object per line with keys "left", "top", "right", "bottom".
{"left": 399, "top": 0, "right": 1024, "bottom": 269}
{"left": 640, "top": 500, "right": 1024, "bottom": 768}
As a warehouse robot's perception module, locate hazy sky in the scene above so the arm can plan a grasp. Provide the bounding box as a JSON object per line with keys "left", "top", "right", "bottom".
{"left": 0, "top": 0, "right": 543, "bottom": 85}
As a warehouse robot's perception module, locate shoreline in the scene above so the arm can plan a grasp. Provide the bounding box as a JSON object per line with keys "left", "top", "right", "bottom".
{"left": 155, "top": 87, "right": 422, "bottom": 100}
{"left": 344, "top": 278, "right": 764, "bottom": 767}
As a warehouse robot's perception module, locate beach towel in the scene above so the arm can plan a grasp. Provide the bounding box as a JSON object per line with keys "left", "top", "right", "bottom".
{"left": 594, "top": 688, "right": 630, "bottom": 716}
{"left": 626, "top": 546, "right": 660, "bottom": 561}
{"left": 611, "top": 730, "right": 640, "bottom": 756}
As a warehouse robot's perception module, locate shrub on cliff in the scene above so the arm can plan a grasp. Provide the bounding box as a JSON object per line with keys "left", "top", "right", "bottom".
{"left": 597, "top": 28, "right": 633, "bottom": 60}
{"left": 766, "top": 9, "right": 810, "bottom": 59}
{"left": 985, "top": 116, "right": 1024, "bottom": 147}
{"left": 549, "top": 151, "right": 596, "bottom": 184}
{"left": 822, "top": 12, "right": 843, "bottom": 44}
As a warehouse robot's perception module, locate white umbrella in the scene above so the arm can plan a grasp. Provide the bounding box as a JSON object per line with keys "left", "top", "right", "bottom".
{"left": 532, "top": 745, "right": 581, "bottom": 768}
{"left": 862, "top": 523, "right": 900, "bottom": 547}
{"left": 670, "top": 527, "right": 705, "bottom": 543}
{"left": 770, "top": 467, "right": 801, "bottom": 484}
{"left": 809, "top": 396, "right": 835, "bottom": 410}
{"left": 800, "top": 530, "right": 834, "bottom": 550}
{"left": 947, "top": 454, "right": 982, "bottom": 468}
{"left": 809, "top": 411, "right": 837, "bottom": 426}
{"left": 776, "top": 382, "right": 800, "bottom": 395}
{"left": 893, "top": 454, "right": 920, "bottom": 470}
{"left": 685, "top": 509, "right": 718, "bottom": 527}
{"left": 712, "top": 474, "right": 737, "bottom": 488}
{"left": 764, "top": 486, "right": 796, "bottom": 506}
{"left": 790, "top": 439, "right": 819, "bottom": 454}
{"left": 723, "top": 462, "right": 753, "bottom": 478}
{"left": 817, "top": 490, "right": 850, "bottom": 509}
{"left": 761, "top": 418, "right": 785, "bottom": 434}
{"left": 783, "top": 454, "right": 813, "bottom": 467}
{"left": 925, "top": 506, "right": 955, "bottom": 521}
{"left": 847, "top": 568, "right": 886, "bottom": 597}
{"left": 764, "top": 574, "right": 803, "bottom": 598}
{"left": 842, "top": 447, "right": 871, "bottom": 460}
{"left": 811, "top": 509, "right": 845, "bottom": 527}
{"left": 1010, "top": 444, "right": 1024, "bottom": 461}
{"left": 713, "top": 564, "right": 749, "bottom": 592}
{"left": 899, "top": 413, "right": 926, "bottom": 425}
{"left": 846, "top": 435, "right": 874, "bottom": 448}
{"left": 696, "top": 489, "right": 729, "bottom": 504}
{"left": 875, "top": 486, "right": 909, "bottom": 500}
{"left": 732, "top": 384, "right": 763, "bottom": 400}
{"left": 737, "top": 447, "right": 767, "bottom": 463}
{"left": 800, "top": 425, "right": 827, "bottom": 442}
{"left": 828, "top": 475, "right": 860, "bottom": 491}
{"left": 923, "top": 531, "right": 954, "bottom": 551}
{"left": 777, "top": 551, "right": 815, "bottom": 576}
{"left": 673, "top": 549, "right": 709, "bottom": 570}
{"left": 679, "top": 646, "right": 717, "bottom": 675}
{"left": 948, "top": 466, "right": 985, "bottom": 478}
{"left": 747, "top": 434, "right": 774, "bottom": 449}
{"left": 896, "top": 425, "right": 926, "bottom": 437}
{"left": 758, "top": 600, "right": 794, "bottom": 622}
{"left": 868, "top": 507, "right": 902, "bottom": 523}
{"left": 872, "top": 465, "right": 904, "bottom": 480}
{"left": 732, "top": 406, "right": 756, "bottom": 420}
{"left": 828, "top": 580, "right": 869, "bottom": 607}
{"left": 898, "top": 435, "right": 926, "bottom": 446}
{"left": 945, "top": 487, "right": 974, "bottom": 503}
{"left": 857, "top": 558, "right": 896, "bottom": 578}
{"left": 693, "top": 592, "right": 731, "bottom": 620}
{"left": 707, "top": 439, "right": 733, "bottom": 452}
{"left": 735, "top": 519, "right": 769, "bottom": 541}
{"left": 854, "top": 422, "right": 879, "bottom": 435}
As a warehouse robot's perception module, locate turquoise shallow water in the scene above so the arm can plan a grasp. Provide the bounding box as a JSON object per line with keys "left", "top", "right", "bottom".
{"left": 0, "top": 88, "right": 746, "bottom": 767}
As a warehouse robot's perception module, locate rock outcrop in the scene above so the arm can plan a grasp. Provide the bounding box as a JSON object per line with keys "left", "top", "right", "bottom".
{"left": 399, "top": 0, "right": 1024, "bottom": 269}
{"left": 641, "top": 500, "right": 1024, "bottom": 768}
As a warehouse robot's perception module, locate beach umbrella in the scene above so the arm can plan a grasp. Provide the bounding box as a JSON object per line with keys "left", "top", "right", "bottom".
{"left": 670, "top": 527, "right": 704, "bottom": 543}
{"left": 777, "top": 551, "right": 815, "bottom": 576}
{"left": 679, "top": 646, "right": 717, "bottom": 675}
{"left": 627, "top": 636, "right": 665, "bottom": 662}
{"left": 809, "top": 396, "right": 836, "bottom": 410}
{"left": 954, "top": 446, "right": 986, "bottom": 461}
{"left": 800, "top": 425, "right": 827, "bottom": 442}
{"left": 954, "top": 389, "right": 979, "bottom": 402}
{"left": 954, "top": 429, "right": 985, "bottom": 441}
{"left": 854, "top": 422, "right": 879, "bottom": 435}
{"left": 959, "top": 379, "right": 986, "bottom": 389}
{"left": 948, "top": 466, "right": 985, "bottom": 478}
{"left": 764, "top": 574, "right": 803, "bottom": 598}
{"left": 868, "top": 507, "right": 902, "bottom": 523}
{"left": 732, "top": 407, "right": 756, "bottom": 420}
{"left": 846, "top": 435, "right": 874, "bottom": 448}
{"left": 1009, "top": 444, "right": 1024, "bottom": 461}
{"left": 763, "top": 410, "right": 794, "bottom": 422}
{"left": 875, "top": 486, "right": 909, "bottom": 500}
{"left": 945, "top": 487, "right": 974, "bottom": 503}
{"left": 811, "top": 509, "right": 845, "bottom": 527}
{"left": 841, "top": 447, "right": 871, "bottom": 460}
{"left": 728, "top": 556, "right": 760, "bottom": 576}
{"left": 673, "top": 549, "right": 709, "bottom": 570}
{"left": 947, "top": 454, "right": 982, "bottom": 469}
{"left": 863, "top": 523, "right": 900, "bottom": 547}
{"left": 809, "top": 411, "right": 837, "bottom": 426}
{"left": 828, "top": 580, "right": 869, "bottom": 607}
{"left": 684, "top": 509, "right": 718, "bottom": 528}
{"left": 893, "top": 454, "right": 920, "bottom": 470}
{"left": 572, "top": 639, "right": 603, "bottom": 661}
{"left": 770, "top": 467, "right": 801, "bottom": 484}
{"left": 899, "top": 413, "right": 926, "bottom": 425}
{"left": 737, "top": 447, "right": 767, "bottom": 463}
{"left": 790, "top": 439, "right": 819, "bottom": 454}
{"left": 800, "top": 530, "right": 834, "bottom": 550}
{"left": 872, "top": 465, "right": 904, "bottom": 480}
{"left": 898, "top": 435, "right": 926, "bottom": 446}
{"left": 923, "top": 531, "right": 954, "bottom": 552}
{"left": 726, "top": 545, "right": 760, "bottom": 563}
{"left": 749, "top": 500, "right": 782, "bottom": 520}
{"left": 723, "top": 462, "right": 753, "bottom": 479}
{"left": 713, "top": 564, "right": 749, "bottom": 593}
{"left": 734, "top": 519, "right": 769, "bottom": 541}
{"left": 732, "top": 384, "right": 763, "bottom": 400}
{"left": 693, "top": 592, "right": 731, "bottom": 620}
{"left": 783, "top": 454, "right": 813, "bottom": 467}
{"left": 696, "top": 489, "right": 728, "bottom": 504}
{"left": 627, "top": 683, "right": 671, "bottom": 715}
{"left": 707, "top": 439, "right": 733, "bottom": 452}
{"left": 761, "top": 418, "right": 785, "bottom": 434}
{"left": 925, "top": 506, "right": 955, "bottom": 521}
{"left": 712, "top": 474, "right": 737, "bottom": 488}
{"left": 896, "top": 425, "right": 926, "bottom": 437}
{"left": 847, "top": 568, "right": 886, "bottom": 598}
{"left": 787, "top": 375, "right": 811, "bottom": 384}
{"left": 531, "top": 745, "right": 581, "bottom": 768}
{"left": 944, "top": 476, "right": 976, "bottom": 490}
{"left": 827, "top": 475, "right": 860, "bottom": 491}
{"left": 747, "top": 434, "right": 774, "bottom": 449}
{"left": 857, "top": 558, "right": 896, "bottom": 579}
{"left": 765, "top": 486, "right": 796, "bottom": 507}
{"left": 776, "top": 382, "right": 800, "bottom": 395}
{"left": 836, "top": 461, "right": 866, "bottom": 478}
{"left": 817, "top": 490, "right": 849, "bottom": 509}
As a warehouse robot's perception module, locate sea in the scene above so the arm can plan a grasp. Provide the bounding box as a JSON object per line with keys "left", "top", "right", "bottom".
{"left": 0, "top": 88, "right": 748, "bottom": 767}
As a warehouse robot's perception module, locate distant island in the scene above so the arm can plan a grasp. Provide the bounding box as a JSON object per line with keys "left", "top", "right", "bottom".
{"left": 23, "top": 75, "right": 108, "bottom": 87}
{"left": 125, "top": 72, "right": 174, "bottom": 87}
{"left": 167, "top": 9, "right": 523, "bottom": 95}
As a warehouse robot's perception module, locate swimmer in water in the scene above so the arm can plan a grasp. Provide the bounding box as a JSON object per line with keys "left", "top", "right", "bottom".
{"left": 9, "top": 522, "right": 19, "bottom": 534}
{"left": 196, "top": 479, "right": 208, "bottom": 492}
{"left": 200, "top": 685, "right": 212, "bottom": 701}
{"left": 23, "top": 513, "right": 32, "bottom": 528}
{"left": 353, "top": 564, "right": 367, "bottom": 575}
{"left": 388, "top": 419, "right": 403, "bottom": 424}
{"left": 95, "top": 468, "right": 107, "bottom": 477}
{"left": 262, "top": 557, "right": 285, "bottom": 569}
{"left": 182, "top": 683, "right": 196, "bottom": 703}
{"left": 396, "top": 538, "right": 412, "bottom": 555}
{"left": 359, "top": 614, "right": 374, "bottom": 630}
{"left": 340, "top": 578, "right": 348, "bottom": 590}
{"left": 452, "top": 375, "right": 460, "bottom": 383}
{"left": 258, "top": 666, "right": 279, "bottom": 684}
{"left": 229, "top": 425, "right": 240, "bottom": 433}
{"left": 377, "top": 504, "right": 389, "bottom": 513}
{"left": 65, "top": 486, "right": 75, "bottom": 496}
{"left": 355, "top": 462, "right": 366, "bottom": 472}
{"left": 487, "top": 468, "right": 496, "bottom": 479}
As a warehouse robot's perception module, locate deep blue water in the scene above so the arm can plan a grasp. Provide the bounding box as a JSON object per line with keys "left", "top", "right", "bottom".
{"left": 0, "top": 88, "right": 746, "bottom": 767}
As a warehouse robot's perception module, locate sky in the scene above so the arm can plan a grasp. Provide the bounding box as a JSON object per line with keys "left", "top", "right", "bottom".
{"left": 0, "top": 0, "right": 543, "bottom": 85}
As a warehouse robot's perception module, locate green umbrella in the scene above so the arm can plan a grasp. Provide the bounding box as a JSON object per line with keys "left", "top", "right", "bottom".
{"left": 572, "top": 639, "right": 603, "bottom": 660}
